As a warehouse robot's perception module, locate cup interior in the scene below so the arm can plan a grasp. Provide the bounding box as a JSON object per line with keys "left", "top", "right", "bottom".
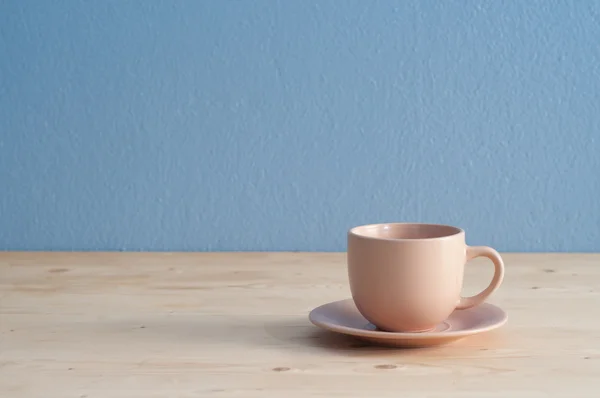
{"left": 350, "top": 223, "right": 462, "bottom": 240}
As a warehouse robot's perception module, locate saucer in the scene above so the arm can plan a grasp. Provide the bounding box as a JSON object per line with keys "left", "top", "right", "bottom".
{"left": 308, "top": 299, "right": 507, "bottom": 348}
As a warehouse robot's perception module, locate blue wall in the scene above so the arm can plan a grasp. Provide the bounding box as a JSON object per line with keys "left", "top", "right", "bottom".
{"left": 1, "top": 0, "right": 599, "bottom": 252}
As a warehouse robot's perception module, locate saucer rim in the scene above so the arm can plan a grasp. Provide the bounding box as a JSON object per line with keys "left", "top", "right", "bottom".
{"left": 308, "top": 299, "right": 508, "bottom": 339}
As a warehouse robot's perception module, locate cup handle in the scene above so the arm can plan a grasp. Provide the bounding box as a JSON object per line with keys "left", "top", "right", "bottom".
{"left": 456, "top": 246, "right": 505, "bottom": 310}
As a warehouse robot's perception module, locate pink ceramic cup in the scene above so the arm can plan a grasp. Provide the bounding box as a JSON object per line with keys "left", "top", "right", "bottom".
{"left": 347, "top": 223, "right": 504, "bottom": 333}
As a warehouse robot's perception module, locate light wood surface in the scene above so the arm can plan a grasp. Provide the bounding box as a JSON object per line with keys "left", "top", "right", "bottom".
{"left": 1, "top": 252, "right": 599, "bottom": 397}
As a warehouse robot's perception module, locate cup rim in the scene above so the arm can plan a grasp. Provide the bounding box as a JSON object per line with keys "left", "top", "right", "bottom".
{"left": 348, "top": 222, "right": 464, "bottom": 242}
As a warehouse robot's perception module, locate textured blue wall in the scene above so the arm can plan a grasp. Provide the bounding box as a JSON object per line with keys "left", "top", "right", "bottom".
{"left": 1, "top": 1, "right": 599, "bottom": 252}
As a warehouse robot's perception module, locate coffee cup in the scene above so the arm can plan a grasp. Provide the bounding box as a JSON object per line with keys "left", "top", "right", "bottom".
{"left": 347, "top": 223, "right": 504, "bottom": 332}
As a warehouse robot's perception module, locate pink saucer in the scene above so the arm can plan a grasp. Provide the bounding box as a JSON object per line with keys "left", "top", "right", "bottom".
{"left": 309, "top": 299, "right": 507, "bottom": 348}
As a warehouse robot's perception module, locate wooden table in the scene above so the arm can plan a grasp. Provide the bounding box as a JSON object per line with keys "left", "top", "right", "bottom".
{"left": 1, "top": 252, "right": 599, "bottom": 397}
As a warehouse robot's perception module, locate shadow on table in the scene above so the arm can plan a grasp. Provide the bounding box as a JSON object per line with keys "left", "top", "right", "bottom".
{"left": 98, "top": 314, "right": 506, "bottom": 356}
{"left": 262, "top": 317, "right": 450, "bottom": 355}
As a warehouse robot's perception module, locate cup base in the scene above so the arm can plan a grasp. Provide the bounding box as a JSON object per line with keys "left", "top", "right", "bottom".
{"left": 377, "top": 325, "right": 436, "bottom": 333}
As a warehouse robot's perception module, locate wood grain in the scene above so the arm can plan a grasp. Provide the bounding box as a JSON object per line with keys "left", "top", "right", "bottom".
{"left": 1, "top": 252, "right": 599, "bottom": 397}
